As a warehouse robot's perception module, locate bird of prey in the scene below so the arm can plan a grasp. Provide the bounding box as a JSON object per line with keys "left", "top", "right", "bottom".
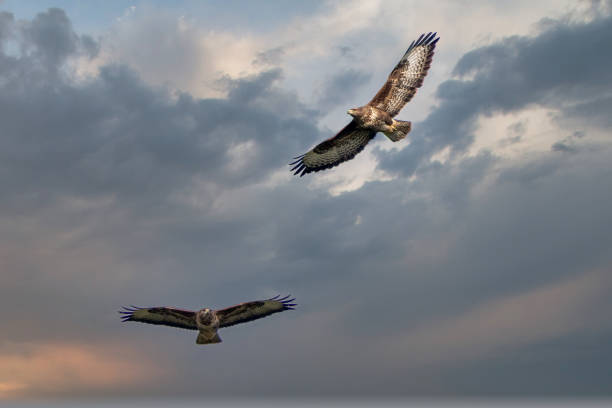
{"left": 290, "top": 32, "right": 439, "bottom": 176}
{"left": 119, "top": 295, "right": 296, "bottom": 344}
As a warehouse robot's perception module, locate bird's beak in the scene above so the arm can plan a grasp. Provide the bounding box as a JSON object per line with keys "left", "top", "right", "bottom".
{"left": 347, "top": 109, "right": 354, "bottom": 115}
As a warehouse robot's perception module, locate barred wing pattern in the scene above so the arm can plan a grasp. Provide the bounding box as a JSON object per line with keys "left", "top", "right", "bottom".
{"left": 216, "top": 295, "right": 296, "bottom": 328}
{"left": 290, "top": 121, "right": 376, "bottom": 176}
{"left": 369, "top": 32, "right": 439, "bottom": 117}
{"left": 119, "top": 306, "right": 197, "bottom": 330}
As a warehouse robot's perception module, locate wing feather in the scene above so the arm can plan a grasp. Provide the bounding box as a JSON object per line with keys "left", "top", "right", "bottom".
{"left": 290, "top": 121, "right": 376, "bottom": 176}
{"left": 369, "top": 32, "right": 439, "bottom": 117}
{"left": 119, "top": 306, "right": 197, "bottom": 330}
{"left": 216, "top": 295, "right": 296, "bottom": 328}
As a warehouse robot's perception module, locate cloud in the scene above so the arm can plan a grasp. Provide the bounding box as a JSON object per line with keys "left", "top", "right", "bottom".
{"left": 551, "top": 141, "right": 577, "bottom": 153}
{"left": 0, "top": 10, "right": 320, "bottom": 207}
{"left": 103, "top": 7, "right": 262, "bottom": 98}
{"left": 383, "top": 269, "right": 612, "bottom": 366}
{"left": 315, "top": 68, "right": 372, "bottom": 110}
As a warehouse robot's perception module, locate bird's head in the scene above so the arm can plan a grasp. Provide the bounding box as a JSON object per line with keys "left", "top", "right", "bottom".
{"left": 197, "top": 308, "right": 213, "bottom": 325}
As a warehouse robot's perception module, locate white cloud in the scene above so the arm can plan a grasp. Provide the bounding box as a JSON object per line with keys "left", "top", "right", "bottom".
{"left": 469, "top": 108, "right": 560, "bottom": 158}
{"left": 97, "top": 6, "right": 262, "bottom": 97}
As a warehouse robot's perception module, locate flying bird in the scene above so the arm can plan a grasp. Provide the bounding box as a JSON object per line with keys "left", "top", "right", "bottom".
{"left": 290, "top": 32, "right": 439, "bottom": 176}
{"left": 119, "top": 295, "right": 296, "bottom": 344}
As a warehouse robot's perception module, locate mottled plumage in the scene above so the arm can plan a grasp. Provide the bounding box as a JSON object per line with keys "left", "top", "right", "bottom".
{"left": 291, "top": 32, "right": 439, "bottom": 176}
{"left": 119, "top": 295, "right": 296, "bottom": 344}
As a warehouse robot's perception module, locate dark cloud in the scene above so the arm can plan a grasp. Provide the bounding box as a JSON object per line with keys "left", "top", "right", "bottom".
{"left": 563, "top": 94, "right": 612, "bottom": 128}
{"left": 253, "top": 45, "right": 285, "bottom": 66}
{"left": 551, "top": 129, "right": 585, "bottom": 153}
{"left": 499, "top": 120, "right": 526, "bottom": 147}
{"left": 551, "top": 140, "right": 577, "bottom": 153}
{"left": 20, "top": 8, "right": 79, "bottom": 66}
{"left": 315, "top": 68, "right": 372, "bottom": 110}
{"left": 1, "top": 6, "right": 612, "bottom": 400}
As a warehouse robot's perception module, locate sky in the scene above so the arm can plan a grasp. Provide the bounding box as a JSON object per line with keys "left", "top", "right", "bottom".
{"left": 0, "top": 0, "right": 611, "bottom": 404}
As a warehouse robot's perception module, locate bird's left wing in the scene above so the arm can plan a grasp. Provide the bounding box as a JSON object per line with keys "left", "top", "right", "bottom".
{"left": 368, "top": 32, "right": 439, "bottom": 117}
{"left": 216, "top": 295, "right": 296, "bottom": 328}
{"left": 119, "top": 306, "right": 198, "bottom": 330}
{"left": 290, "top": 120, "right": 376, "bottom": 176}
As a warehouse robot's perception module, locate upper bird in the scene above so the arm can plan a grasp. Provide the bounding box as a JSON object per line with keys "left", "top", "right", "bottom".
{"left": 119, "top": 295, "right": 296, "bottom": 344}
{"left": 290, "top": 32, "right": 439, "bottom": 176}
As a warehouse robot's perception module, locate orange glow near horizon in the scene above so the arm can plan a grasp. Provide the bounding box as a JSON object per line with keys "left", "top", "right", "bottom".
{"left": 0, "top": 342, "right": 163, "bottom": 400}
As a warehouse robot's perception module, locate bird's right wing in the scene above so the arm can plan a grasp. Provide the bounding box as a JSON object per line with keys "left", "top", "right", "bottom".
{"left": 119, "top": 306, "right": 198, "bottom": 330}
{"left": 368, "top": 32, "right": 439, "bottom": 117}
{"left": 290, "top": 120, "right": 376, "bottom": 176}
{"left": 216, "top": 295, "right": 296, "bottom": 328}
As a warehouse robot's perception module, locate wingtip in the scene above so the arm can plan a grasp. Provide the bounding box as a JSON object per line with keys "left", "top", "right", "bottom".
{"left": 270, "top": 294, "right": 297, "bottom": 309}
{"left": 290, "top": 164, "right": 309, "bottom": 177}
{"left": 118, "top": 305, "right": 144, "bottom": 321}
{"left": 119, "top": 307, "right": 135, "bottom": 322}
{"left": 409, "top": 32, "right": 439, "bottom": 50}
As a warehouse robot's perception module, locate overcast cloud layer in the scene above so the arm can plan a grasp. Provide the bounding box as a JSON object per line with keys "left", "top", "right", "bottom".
{"left": 0, "top": 1, "right": 611, "bottom": 401}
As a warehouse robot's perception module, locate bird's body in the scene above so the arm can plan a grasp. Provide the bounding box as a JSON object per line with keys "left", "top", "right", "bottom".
{"left": 119, "top": 295, "right": 296, "bottom": 345}
{"left": 291, "top": 32, "right": 439, "bottom": 176}
{"left": 348, "top": 106, "right": 393, "bottom": 132}
{"left": 195, "top": 308, "right": 221, "bottom": 344}
{"left": 347, "top": 106, "right": 412, "bottom": 142}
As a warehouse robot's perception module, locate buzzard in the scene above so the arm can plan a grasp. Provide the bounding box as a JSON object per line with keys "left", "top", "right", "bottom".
{"left": 119, "top": 295, "right": 296, "bottom": 344}
{"left": 290, "top": 32, "right": 439, "bottom": 176}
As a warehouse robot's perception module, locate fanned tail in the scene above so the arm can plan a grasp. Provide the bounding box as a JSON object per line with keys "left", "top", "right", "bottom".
{"left": 384, "top": 120, "right": 411, "bottom": 142}
{"left": 196, "top": 331, "right": 222, "bottom": 344}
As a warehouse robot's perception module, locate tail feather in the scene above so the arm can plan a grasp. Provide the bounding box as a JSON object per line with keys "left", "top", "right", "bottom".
{"left": 196, "top": 331, "right": 222, "bottom": 344}
{"left": 384, "top": 120, "right": 411, "bottom": 142}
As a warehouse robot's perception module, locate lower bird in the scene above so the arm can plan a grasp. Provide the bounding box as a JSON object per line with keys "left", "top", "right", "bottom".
{"left": 119, "top": 295, "right": 296, "bottom": 344}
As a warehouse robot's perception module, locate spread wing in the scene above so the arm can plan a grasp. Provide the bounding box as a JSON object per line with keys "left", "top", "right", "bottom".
{"left": 368, "top": 32, "right": 439, "bottom": 117}
{"left": 119, "top": 306, "right": 197, "bottom": 330}
{"left": 289, "top": 121, "right": 376, "bottom": 176}
{"left": 216, "top": 295, "right": 296, "bottom": 328}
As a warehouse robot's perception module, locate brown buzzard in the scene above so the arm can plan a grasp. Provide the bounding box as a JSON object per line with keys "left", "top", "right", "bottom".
{"left": 290, "top": 32, "right": 439, "bottom": 176}
{"left": 119, "top": 295, "right": 296, "bottom": 344}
